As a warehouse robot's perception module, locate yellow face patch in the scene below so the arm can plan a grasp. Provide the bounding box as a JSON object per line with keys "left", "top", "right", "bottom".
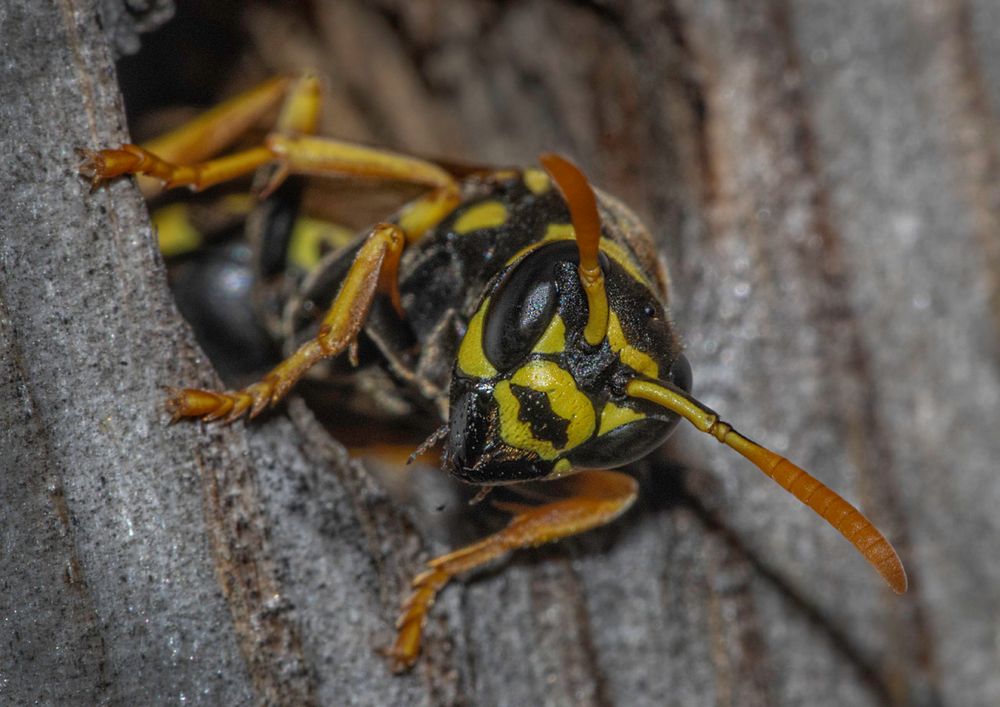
{"left": 608, "top": 311, "right": 660, "bottom": 379}
{"left": 458, "top": 299, "right": 499, "bottom": 378}
{"left": 494, "top": 360, "right": 595, "bottom": 460}
{"left": 598, "top": 400, "right": 646, "bottom": 436}
{"left": 453, "top": 200, "right": 509, "bottom": 234}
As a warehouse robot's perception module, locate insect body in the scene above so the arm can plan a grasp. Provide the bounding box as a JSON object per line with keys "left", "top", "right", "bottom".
{"left": 80, "top": 73, "right": 907, "bottom": 672}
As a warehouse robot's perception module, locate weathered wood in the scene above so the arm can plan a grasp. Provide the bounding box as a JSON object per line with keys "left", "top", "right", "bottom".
{"left": 4, "top": 1, "right": 999, "bottom": 705}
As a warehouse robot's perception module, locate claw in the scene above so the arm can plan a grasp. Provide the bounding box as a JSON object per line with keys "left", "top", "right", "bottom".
{"left": 76, "top": 145, "right": 143, "bottom": 185}
{"left": 247, "top": 382, "right": 275, "bottom": 419}
{"left": 386, "top": 615, "right": 424, "bottom": 673}
{"left": 164, "top": 387, "right": 236, "bottom": 423}
{"left": 76, "top": 149, "right": 108, "bottom": 192}
{"left": 378, "top": 642, "right": 418, "bottom": 674}
{"left": 385, "top": 567, "right": 450, "bottom": 672}
{"left": 76, "top": 148, "right": 102, "bottom": 179}
{"left": 162, "top": 379, "right": 283, "bottom": 425}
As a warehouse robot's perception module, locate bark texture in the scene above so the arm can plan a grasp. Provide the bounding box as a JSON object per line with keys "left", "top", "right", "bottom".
{"left": 3, "top": 1, "right": 999, "bottom": 705}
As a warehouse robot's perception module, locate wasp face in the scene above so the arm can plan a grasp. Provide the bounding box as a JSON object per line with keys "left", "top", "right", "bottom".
{"left": 443, "top": 240, "right": 692, "bottom": 484}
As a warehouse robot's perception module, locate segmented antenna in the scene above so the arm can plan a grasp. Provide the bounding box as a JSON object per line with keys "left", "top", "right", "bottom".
{"left": 539, "top": 154, "right": 609, "bottom": 346}
{"left": 626, "top": 377, "right": 907, "bottom": 593}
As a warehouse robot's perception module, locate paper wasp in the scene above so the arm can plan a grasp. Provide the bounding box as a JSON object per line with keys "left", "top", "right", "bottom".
{"left": 80, "top": 72, "right": 906, "bottom": 671}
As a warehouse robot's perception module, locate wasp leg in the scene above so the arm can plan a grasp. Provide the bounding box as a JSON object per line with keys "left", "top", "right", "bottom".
{"left": 166, "top": 223, "right": 405, "bottom": 422}
{"left": 261, "top": 135, "right": 461, "bottom": 240}
{"left": 78, "top": 74, "right": 319, "bottom": 196}
{"left": 387, "top": 469, "right": 638, "bottom": 672}
{"left": 80, "top": 93, "right": 459, "bottom": 237}
{"left": 147, "top": 75, "right": 320, "bottom": 164}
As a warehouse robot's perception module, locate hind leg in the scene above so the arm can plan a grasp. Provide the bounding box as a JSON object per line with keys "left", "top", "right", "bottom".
{"left": 388, "top": 470, "right": 638, "bottom": 672}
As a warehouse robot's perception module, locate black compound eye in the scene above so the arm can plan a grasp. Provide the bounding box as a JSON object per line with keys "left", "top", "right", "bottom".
{"left": 482, "top": 244, "right": 574, "bottom": 371}
{"left": 642, "top": 302, "right": 658, "bottom": 319}
{"left": 668, "top": 353, "right": 693, "bottom": 393}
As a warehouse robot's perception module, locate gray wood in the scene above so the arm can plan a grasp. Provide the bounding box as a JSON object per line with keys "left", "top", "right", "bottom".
{"left": 3, "top": 0, "right": 997, "bottom": 705}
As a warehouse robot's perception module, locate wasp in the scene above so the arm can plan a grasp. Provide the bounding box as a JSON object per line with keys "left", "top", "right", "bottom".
{"left": 79, "top": 73, "right": 907, "bottom": 672}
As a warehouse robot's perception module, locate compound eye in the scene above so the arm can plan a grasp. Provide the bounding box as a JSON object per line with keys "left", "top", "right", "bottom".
{"left": 668, "top": 353, "right": 693, "bottom": 393}
{"left": 482, "top": 246, "right": 565, "bottom": 371}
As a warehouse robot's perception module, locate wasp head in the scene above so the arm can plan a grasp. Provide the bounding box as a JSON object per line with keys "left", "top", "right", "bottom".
{"left": 442, "top": 236, "right": 692, "bottom": 484}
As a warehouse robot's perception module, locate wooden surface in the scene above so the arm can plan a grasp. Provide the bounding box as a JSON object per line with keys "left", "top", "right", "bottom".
{"left": 3, "top": 1, "right": 999, "bottom": 705}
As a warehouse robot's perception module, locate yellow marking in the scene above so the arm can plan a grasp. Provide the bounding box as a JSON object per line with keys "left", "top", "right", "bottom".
{"left": 501, "top": 223, "right": 575, "bottom": 267}
{"left": 289, "top": 217, "right": 356, "bottom": 270}
{"left": 453, "top": 200, "right": 509, "bottom": 234}
{"left": 545, "top": 223, "right": 576, "bottom": 241}
{"left": 493, "top": 360, "right": 596, "bottom": 459}
{"left": 523, "top": 169, "right": 551, "bottom": 195}
{"left": 458, "top": 300, "right": 498, "bottom": 378}
{"left": 608, "top": 311, "right": 660, "bottom": 379}
{"left": 544, "top": 225, "right": 651, "bottom": 288}
{"left": 580, "top": 265, "right": 609, "bottom": 346}
{"left": 397, "top": 187, "right": 461, "bottom": 243}
{"left": 532, "top": 314, "right": 566, "bottom": 354}
{"left": 598, "top": 238, "right": 653, "bottom": 289}
{"left": 598, "top": 400, "right": 646, "bottom": 436}
{"left": 509, "top": 362, "right": 595, "bottom": 451}
{"left": 153, "top": 203, "right": 202, "bottom": 257}
{"left": 505, "top": 224, "right": 653, "bottom": 292}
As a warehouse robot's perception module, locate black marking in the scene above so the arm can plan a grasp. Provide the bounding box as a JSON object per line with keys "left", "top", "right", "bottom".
{"left": 510, "top": 383, "right": 570, "bottom": 449}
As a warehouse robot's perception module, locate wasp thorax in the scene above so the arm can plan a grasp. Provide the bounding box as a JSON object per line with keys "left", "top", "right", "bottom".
{"left": 442, "top": 240, "right": 692, "bottom": 485}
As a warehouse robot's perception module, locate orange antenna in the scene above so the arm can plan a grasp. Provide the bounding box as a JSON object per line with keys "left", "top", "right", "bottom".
{"left": 626, "top": 378, "right": 907, "bottom": 594}
{"left": 539, "top": 153, "right": 609, "bottom": 346}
